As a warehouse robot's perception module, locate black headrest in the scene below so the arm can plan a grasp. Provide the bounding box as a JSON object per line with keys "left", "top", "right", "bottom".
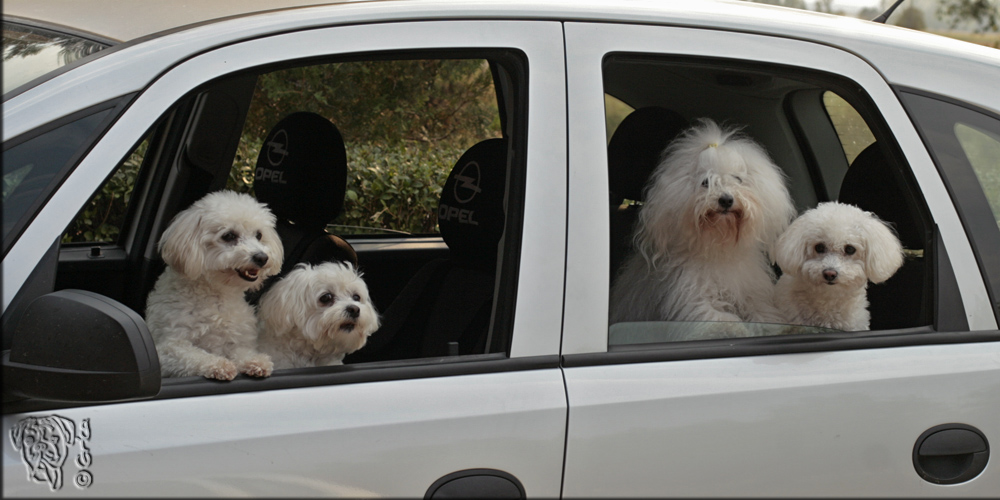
{"left": 254, "top": 112, "right": 347, "bottom": 230}
{"left": 438, "top": 138, "right": 508, "bottom": 262}
{"left": 839, "top": 143, "right": 922, "bottom": 249}
{"left": 608, "top": 107, "right": 689, "bottom": 204}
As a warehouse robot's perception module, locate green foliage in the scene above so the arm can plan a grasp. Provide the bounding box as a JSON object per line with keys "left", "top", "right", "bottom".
{"left": 62, "top": 141, "right": 147, "bottom": 244}
{"left": 342, "top": 142, "right": 465, "bottom": 234}
{"left": 65, "top": 58, "right": 501, "bottom": 243}
{"left": 938, "top": 0, "right": 1000, "bottom": 33}
{"left": 234, "top": 58, "right": 501, "bottom": 234}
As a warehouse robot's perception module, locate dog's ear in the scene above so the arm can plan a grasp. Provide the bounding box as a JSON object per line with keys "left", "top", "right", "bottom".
{"left": 259, "top": 224, "right": 284, "bottom": 280}
{"left": 158, "top": 209, "right": 207, "bottom": 280}
{"left": 861, "top": 212, "right": 905, "bottom": 284}
{"left": 773, "top": 216, "right": 808, "bottom": 276}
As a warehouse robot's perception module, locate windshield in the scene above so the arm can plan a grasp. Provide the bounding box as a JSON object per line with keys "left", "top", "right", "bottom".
{"left": 3, "top": 21, "right": 109, "bottom": 95}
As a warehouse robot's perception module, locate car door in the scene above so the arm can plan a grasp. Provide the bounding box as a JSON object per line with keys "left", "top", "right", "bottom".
{"left": 561, "top": 22, "right": 1000, "bottom": 496}
{"left": 3, "top": 18, "right": 568, "bottom": 497}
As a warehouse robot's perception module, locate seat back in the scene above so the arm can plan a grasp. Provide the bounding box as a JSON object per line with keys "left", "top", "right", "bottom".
{"left": 838, "top": 143, "right": 928, "bottom": 329}
{"left": 607, "top": 107, "right": 688, "bottom": 278}
{"left": 250, "top": 112, "right": 357, "bottom": 302}
{"left": 346, "top": 138, "right": 508, "bottom": 362}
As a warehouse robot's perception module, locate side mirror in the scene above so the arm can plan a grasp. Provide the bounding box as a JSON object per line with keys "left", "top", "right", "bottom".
{"left": 2, "top": 289, "right": 160, "bottom": 402}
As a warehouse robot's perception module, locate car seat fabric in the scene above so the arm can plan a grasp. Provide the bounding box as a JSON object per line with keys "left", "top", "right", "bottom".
{"left": 607, "top": 107, "right": 688, "bottom": 279}
{"left": 249, "top": 112, "right": 357, "bottom": 303}
{"left": 838, "top": 142, "right": 927, "bottom": 329}
{"left": 346, "top": 138, "right": 507, "bottom": 362}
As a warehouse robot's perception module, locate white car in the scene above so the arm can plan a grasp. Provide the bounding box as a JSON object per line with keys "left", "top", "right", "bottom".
{"left": 3, "top": 0, "right": 999, "bottom": 496}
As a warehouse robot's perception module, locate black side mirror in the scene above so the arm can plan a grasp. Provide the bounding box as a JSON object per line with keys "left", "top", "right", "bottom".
{"left": 2, "top": 289, "right": 160, "bottom": 403}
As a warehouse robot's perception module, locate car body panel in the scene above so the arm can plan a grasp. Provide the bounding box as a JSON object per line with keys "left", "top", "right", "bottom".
{"left": 3, "top": 0, "right": 999, "bottom": 497}
{"left": 562, "top": 342, "right": 1000, "bottom": 496}
{"left": 3, "top": 369, "right": 568, "bottom": 496}
{"left": 3, "top": 18, "right": 568, "bottom": 496}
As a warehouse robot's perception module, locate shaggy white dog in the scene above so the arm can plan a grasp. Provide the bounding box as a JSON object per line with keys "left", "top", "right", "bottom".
{"left": 257, "top": 262, "right": 380, "bottom": 369}
{"left": 146, "top": 191, "right": 283, "bottom": 380}
{"left": 610, "top": 118, "right": 796, "bottom": 333}
{"left": 774, "top": 201, "right": 904, "bottom": 331}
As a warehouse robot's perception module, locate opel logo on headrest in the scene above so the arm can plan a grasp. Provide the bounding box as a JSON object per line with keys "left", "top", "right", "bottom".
{"left": 453, "top": 161, "right": 482, "bottom": 204}
{"left": 267, "top": 129, "right": 290, "bottom": 167}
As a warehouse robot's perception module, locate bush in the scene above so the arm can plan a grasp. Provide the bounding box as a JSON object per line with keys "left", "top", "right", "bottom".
{"left": 226, "top": 138, "right": 462, "bottom": 234}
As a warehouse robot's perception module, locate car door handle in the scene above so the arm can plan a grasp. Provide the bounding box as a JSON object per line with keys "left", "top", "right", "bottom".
{"left": 912, "top": 424, "right": 990, "bottom": 485}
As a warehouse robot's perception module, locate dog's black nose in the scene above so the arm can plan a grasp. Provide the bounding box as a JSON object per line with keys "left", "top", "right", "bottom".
{"left": 718, "top": 194, "right": 734, "bottom": 209}
{"left": 251, "top": 252, "right": 269, "bottom": 267}
{"left": 823, "top": 269, "right": 838, "bottom": 282}
{"left": 346, "top": 305, "right": 360, "bottom": 319}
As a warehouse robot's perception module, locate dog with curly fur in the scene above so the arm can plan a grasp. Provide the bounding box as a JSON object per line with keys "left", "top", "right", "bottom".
{"left": 257, "top": 262, "right": 380, "bottom": 369}
{"left": 610, "top": 118, "right": 796, "bottom": 335}
{"left": 774, "top": 201, "right": 904, "bottom": 331}
{"left": 146, "top": 190, "right": 283, "bottom": 380}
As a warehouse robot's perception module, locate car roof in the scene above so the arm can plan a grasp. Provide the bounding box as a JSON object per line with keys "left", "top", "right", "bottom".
{"left": 5, "top": 0, "right": 999, "bottom": 139}
{"left": 2, "top": 0, "right": 358, "bottom": 43}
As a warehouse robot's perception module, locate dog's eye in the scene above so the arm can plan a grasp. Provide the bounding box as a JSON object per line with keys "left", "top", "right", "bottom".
{"left": 255, "top": 231, "right": 262, "bottom": 241}
{"left": 733, "top": 176, "right": 743, "bottom": 184}
{"left": 319, "top": 293, "right": 335, "bottom": 306}
{"left": 814, "top": 243, "right": 826, "bottom": 254}
{"left": 352, "top": 293, "right": 361, "bottom": 302}
{"left": 221, "top": 231, "right": 238, "bottom": 243}
{"left": 701, "top": 178, "right": 709, "bottom": 188}
{"left": 844, "top": 245, "right": 856, "bottom": 255}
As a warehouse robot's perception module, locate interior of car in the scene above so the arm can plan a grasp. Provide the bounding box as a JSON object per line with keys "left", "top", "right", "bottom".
{"left": 602, "top": 54, "right": 937, "bottom": 340}
{"left": 18, "top": 50, "right": 529, "bottom": 379}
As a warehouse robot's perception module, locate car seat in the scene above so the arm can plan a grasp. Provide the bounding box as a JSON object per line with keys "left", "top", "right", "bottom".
{"left": 607, "top": 107, "right": 689, "bottom": 280}
{"left": 249, "top": 112, "right": 357, "bottom": 302}
{"left": 345, "top": 138, "right": 508, "bottom": 362}
{"left": 838, "top": 142, "right": 929, "bottom": 329}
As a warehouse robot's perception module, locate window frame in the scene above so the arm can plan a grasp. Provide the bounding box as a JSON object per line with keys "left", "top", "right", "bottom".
{"left": 562, "top": 21, "right": 995, "bottom": 360}
{"left": 3, "top": 19, "right": 568, "bottom": 411}
{"left": 898, "top": 86, "right": 1000, "bottom": 324}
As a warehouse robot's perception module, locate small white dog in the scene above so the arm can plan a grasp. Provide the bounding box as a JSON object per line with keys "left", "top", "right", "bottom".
{"left": 146, "top": 191, "right": 283, "bottom": 380}
{"left": 257, "top": 262, "right": 380, "bottom": 369}
{"left": 610, "top": 118, "right": 796, "bottom": 332}
{"left": 774, "top": 201, "right": 904, "bottom": 331}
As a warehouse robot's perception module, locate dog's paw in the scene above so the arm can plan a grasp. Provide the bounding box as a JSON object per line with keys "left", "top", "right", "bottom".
{"left": 204, "top": 359, "right": 238, "bottom": 381}
{"left": 240, "top": 357, "right": 273, "bottom": 378}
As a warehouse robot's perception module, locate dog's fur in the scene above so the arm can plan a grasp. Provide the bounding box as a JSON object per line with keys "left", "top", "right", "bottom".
{"left": 257, "top": 262, "right": 380, "bottom": 369}
{"left": 610, "top": 118, "right": 796, "bottom": 333}
{"left": 146, "top": 191, "right": 283, "bottom": 380}
{"left": 774, "top": 201, "right": 904, "bottom": 331}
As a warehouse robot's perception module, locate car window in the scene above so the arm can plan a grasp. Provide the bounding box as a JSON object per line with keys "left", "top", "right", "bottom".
{"left": 2, "top": 21, "right": 109, "bottom": 95}
{"left": 604, "top": 55, "right": 934, "bottom": 345}
{"left": 899, "top": 90, "right": 1000, "bottom": 316}
{"left": 232, "top": 59, "right": 502, "bottom": 236}
{"left": 823, "top": 90, "right": 876, "bottom": 165}
{"left": 61, "top": 138, "right": 148, "bottom": 244}
{"left": 2, "top": 108, "right": 113, "bottom": 253}
{"left": 955, "top": 123, "right": 1000, "bottom": 228}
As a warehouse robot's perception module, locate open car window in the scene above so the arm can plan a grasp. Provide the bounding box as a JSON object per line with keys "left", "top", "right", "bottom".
{"left": 603, "top": 55, "right": 937, "bottom": 346}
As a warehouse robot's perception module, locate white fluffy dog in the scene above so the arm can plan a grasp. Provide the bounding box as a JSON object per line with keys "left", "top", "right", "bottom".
{"left": 610, "top": 118, "right": 796, "bottom": 332}
{"left": 774, "top": 201, "right": 904, "bottom": 331}
{"left": 146, "top": 191, "right": 283, "bottom": 380}
{"left": 257, "top": 262, "right": 380, "bottom": 369}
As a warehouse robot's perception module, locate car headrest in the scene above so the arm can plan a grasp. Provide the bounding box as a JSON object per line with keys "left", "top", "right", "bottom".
{"left": 839, "top": 143, "right": 922, "bottom": 249}
{"left": 254, "top": 112, "right": 347, "bottom": 230}
{"left": 438, "top": 138, "right": 508, "bottom": 263}
{"left": 607, "top": 107, "right": 689, "bottom": 205}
